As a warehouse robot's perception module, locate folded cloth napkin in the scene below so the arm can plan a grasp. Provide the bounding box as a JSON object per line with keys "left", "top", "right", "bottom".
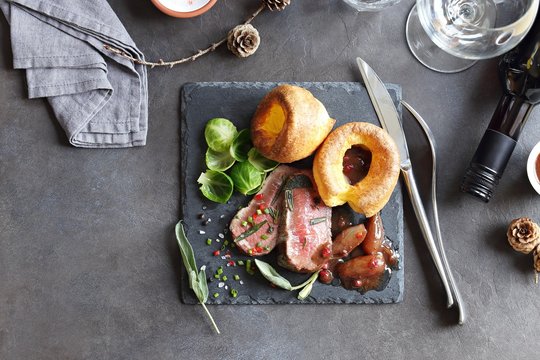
{"left": 1, "top": 0, "right": 148, "bottom": 148}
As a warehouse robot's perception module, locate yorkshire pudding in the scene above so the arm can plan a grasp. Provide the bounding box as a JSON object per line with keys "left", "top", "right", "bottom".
{"left": 251, "top": 85, "right": 335, "bottom": 163}
{"left": 313, "top": 122, "right": 400, "bottom": 217}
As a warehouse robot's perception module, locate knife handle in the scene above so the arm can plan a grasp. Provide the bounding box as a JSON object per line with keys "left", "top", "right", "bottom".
{"left": 401, "top": 167, "right": 454, "bottom": 308}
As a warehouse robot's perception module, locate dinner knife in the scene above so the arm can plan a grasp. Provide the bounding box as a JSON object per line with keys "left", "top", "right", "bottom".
{"left": 356, "top": 57, "right": 458, "bottom": 317}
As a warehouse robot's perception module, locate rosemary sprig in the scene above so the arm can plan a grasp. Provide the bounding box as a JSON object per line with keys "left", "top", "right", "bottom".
{"left": 267, "top": 207, "right": 280, "bottom": 224}
{"left": 285, "top": 189, "right": 293, "bottom": 211}
{"left": 175, "top": 221, "right": 220, "bottom": 334}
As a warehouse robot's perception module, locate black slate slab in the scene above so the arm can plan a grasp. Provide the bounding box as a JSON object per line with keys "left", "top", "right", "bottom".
{"left": 180, "top": 82, "right": 404, "bottom": 304}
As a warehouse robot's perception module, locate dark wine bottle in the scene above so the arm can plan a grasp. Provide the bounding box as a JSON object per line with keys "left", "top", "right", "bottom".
{"left": 461, "top": 16, "right": 540, "bottom": 202}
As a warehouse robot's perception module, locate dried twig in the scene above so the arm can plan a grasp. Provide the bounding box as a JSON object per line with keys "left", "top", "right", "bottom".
{"left": 104, "top": 3, "right": 267, "bottom": 68}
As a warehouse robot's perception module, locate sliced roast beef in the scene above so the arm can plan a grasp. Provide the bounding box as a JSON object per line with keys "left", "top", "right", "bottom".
{"left": 277, "top": 171, "right": 333, "bottom": 273}
{"left": 230, "top": 165, "right": 299, "bottom": 256}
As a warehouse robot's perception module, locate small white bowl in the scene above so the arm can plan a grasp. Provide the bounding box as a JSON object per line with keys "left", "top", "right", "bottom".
{"left": 527, "top": 141, "right": 540, "bottom": 195}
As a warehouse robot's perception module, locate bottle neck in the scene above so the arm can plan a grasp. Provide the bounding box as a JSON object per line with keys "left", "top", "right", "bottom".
{"left": 488, "top": 94, "right": 533, "bottom": 140}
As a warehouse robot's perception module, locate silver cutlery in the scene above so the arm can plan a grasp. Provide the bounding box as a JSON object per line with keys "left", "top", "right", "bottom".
{"left": 356, "top": 57, "right": 465, "bottom": 324}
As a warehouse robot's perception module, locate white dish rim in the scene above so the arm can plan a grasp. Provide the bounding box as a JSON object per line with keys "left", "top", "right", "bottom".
{"left": 527, "top": 140, "right": 540, "bottom": 195}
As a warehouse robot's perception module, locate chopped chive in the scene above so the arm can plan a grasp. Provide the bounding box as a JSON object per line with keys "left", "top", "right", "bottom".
{"left": 213, "top": 293, "right": 219, "bottom": 298}
{"left": 214, "top": 274, "right": 220, "bottom": 279}
{"left": 246, "top": 260, "right": 254, "bottom": 275}
{"left": 222, "top": 275, "right": 228, "bottom": 281}
{"left": 217, "top": 267, "right": 223, "bottom": 275}
{"left": 234, "top": 275, "right": 240, "bottom": 281}
{"left": 248, "top": 216, "right": 253, "bottom": 224}
{"left": 242, "top": 221, "right": 248, "bottom": 227}
{"left": 231, "top": 289, "right": 238, "bottom": 298}
{"left": 257, "top": 209, "right": 262, "bottom": 215}
{"left": 206, "top": 238, "right": 212, "bottom": 245}
{"left": 261, "top": 234, "right": 268, "bottom": 240}
{"left": 309, "top": 217, "right": 327, "bottom": 225}
{"left": 248, "top": 249, "right": 253, "bottom": 255}
{"left": 264, "top": 208, "right": 270, "bottom": 214}
{"left": 224, "top": 240, "right": 229, "bottom": 246}
{"left": 237, "top": 260, "right": 245, "bottom": 266}
{"left": 264, "top": 246, "right": 270, "bottom": 251}
{"left": 257, "top": 241, "right": 263, "bottom": 247}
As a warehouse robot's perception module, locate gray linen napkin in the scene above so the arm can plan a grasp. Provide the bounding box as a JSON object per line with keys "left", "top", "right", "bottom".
{"left": 1, "top": 0, "right": 148, "bottom": 148}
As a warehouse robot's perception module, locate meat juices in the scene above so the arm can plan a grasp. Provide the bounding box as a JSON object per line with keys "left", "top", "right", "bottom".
{"left": 277, "top": 173, "right": 333, "bottom": 273}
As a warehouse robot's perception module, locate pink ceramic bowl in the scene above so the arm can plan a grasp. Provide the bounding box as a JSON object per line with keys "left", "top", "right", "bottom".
{"left": 150, "top": 0, "right": 217, "bottom": 18}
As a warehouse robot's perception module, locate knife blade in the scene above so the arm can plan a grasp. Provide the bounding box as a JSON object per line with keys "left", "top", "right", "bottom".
{"left": 356, "top": 57, "right": 457, "bottom": 313}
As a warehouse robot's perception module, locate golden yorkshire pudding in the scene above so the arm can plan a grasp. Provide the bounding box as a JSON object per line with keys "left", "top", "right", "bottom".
{"left": 251, "top": 84, "right": 335, "bottom": 163}
{"left": 313, "top": 122, "right": 400, "bottom": 217}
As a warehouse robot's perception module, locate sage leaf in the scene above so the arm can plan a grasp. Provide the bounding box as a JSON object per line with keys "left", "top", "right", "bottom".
{"left": 254, "top": 259, "right": 293, "bottom": 290}
{"left": 198, "top": 268, "right": 209, "bottom": 302}
{"left": 290, "top": 270, "right": 320, "bottom": 290}
{"left": 176, "top": 221, "right": 197, "bottom": 273}
{"left": 255, "top": 260, "right": 321, "bottom": 300}
{"left": 175, "top": 221, "right": 220, "bottom": 334}
{"left": 297, "top": 271, "right": 319, "bottom": 300}
{"left": 298, "top": 282, "right": 313, "bottom": 300}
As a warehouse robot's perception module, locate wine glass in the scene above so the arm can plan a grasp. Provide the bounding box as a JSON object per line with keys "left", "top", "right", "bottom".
{"left": 406, "top": 0, "right": 539, "bottom": 73}
{"left": 342, "top": 0, "right": 401, "bottom": 12}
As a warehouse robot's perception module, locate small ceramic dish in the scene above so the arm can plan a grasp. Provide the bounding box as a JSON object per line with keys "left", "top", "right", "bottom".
{"left": 150, "top": 0, "right": 217, "bottom": 18}
{"left": 527, "top": 141, "right": 540, "bottom": 195}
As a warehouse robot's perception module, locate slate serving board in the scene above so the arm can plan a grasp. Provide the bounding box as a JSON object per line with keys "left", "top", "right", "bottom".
{"left": 180, "top": 82, "right": 404, "bottom": 304}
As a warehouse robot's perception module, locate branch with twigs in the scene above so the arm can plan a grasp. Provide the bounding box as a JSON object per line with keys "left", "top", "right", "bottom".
{"left": 103, "top": 3, "right": 266, "bottom": 69}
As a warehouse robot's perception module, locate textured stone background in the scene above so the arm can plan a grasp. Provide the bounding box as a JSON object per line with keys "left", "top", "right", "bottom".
{"left": 1, "top": 1, "right": 539, "bottom": 359}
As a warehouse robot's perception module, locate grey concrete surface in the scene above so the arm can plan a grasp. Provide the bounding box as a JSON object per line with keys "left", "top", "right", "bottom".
{"left": 1, "top": 1, "right": 539, "bottom": 359}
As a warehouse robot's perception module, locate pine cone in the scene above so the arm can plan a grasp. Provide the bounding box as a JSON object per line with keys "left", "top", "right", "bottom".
{"left": 227, "top": 24, "right": 260, "bottom": 58}
{"left": 507, "top": 217, "right": 540, "bottom": 254}
{"left": 264, "top": 0, "right": 291, "bottom": 11}
{"left": 534, "top": 244, "right": 540, "bottom": 273}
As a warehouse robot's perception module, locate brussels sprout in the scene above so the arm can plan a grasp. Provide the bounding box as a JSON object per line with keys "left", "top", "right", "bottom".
{"left": 206, "top": 147, "right": 236, "bottom": 171}
{"left": 197, "top": 170, "right": 234, "bottom": 204}
{"left": 229, "top": 161, "right": 265, "bottom": 195}
{"left": 204, "top": 118, "right": 238, "bottom": 152}
{"left": 230, "top": 129, "right": 252, "bottom": 162}
{"left": 248, "top": 148, "right": 279, "bottom": 172}
{"left": 246, "top": 172, "right": 267, "bottom": 195}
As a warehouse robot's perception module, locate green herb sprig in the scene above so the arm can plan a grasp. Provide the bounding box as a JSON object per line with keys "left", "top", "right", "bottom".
{"left": 175, "top": 221, "right": 220, "bottom": 334}
{"left": 254, "top": 259, "right": 320, "bottom": 300}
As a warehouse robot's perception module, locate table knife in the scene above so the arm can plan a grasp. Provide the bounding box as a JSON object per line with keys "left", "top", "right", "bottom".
{"left": 356, "top": 57, "right": 463, "bottom": 322}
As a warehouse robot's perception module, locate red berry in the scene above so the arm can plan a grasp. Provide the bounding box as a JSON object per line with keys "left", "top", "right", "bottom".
{"left": 369, "top": 258, "right": 384, "bottom": 269}
{"left": 255, "top": 193, "right": 264, "bottom": 201}
{"left": 213, "top": 250, "right": 220, "bottom": 256}
{"left": 353, "top": 279, "right": 363, "bottom": 288}
{"left": 321, "top": 247, "right": 331, "bottom": 258}
{"left": 319, "top": 269, "right": 333, "bottom": 284}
